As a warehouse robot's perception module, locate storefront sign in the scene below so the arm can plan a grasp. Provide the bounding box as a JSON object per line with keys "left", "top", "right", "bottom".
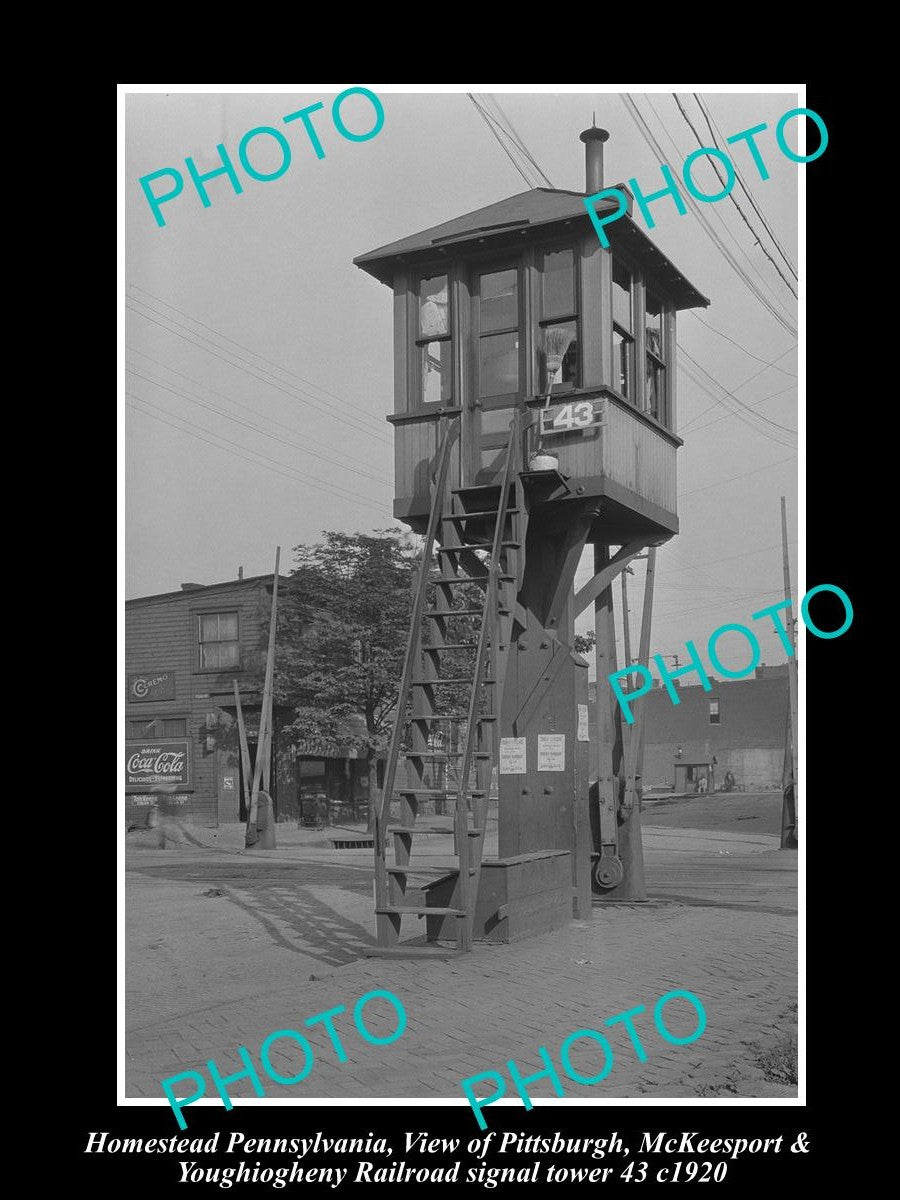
{"left": 128, "top": 670, "right": 176, "bottom": 702}
{"left": 126, "top": 739, "right": 191, "bottom": 791}
{"left": 129, "top": 794, "right": 189, "bottom": 806}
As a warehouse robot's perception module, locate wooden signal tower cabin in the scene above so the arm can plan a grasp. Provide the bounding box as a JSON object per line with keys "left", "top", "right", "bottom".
{"left": 355, "top": 125, "right": 708, "bottom": 955}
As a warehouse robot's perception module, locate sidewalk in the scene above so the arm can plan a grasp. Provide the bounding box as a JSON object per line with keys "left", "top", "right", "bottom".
{"left": 125, "top": 819, "right": 798, "bottom": 1104}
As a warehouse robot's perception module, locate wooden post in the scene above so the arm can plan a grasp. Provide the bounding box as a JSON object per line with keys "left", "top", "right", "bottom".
{"left": 620, "top": 567, "right": 633, "bottom": 674}
{"left": 233, "top": 680, "right": 252, "bottom": 816}
{"left": 592, "top": 543, "right": 624, "bottom": 889}
{"left": 780, "top": 497, "right": 799, "bottom": 847}
{"left": 246, "top": 547, "right": 280, "bottom": 847}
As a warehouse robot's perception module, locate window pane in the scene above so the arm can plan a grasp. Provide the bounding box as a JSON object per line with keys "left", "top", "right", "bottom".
{"left": 219, "top": 643, "right": 240, "bottom": 668}
{"left": 421, "top": 341, "right": 452, "bottom": 404}
{"left": 612, "top": 260, "right": 632, "bottom": 332}
{"left": 419, "top": 275, "right": 449, "bottom": 338}
{"left": 479, "top": 331, "right": 519, "bottom": 396}
{"left": 647, "top": 359, "right": 665, "bottom": 421}
{"left": 200, "top": 643, "right": 219, "bottom": 669}
{"left": 613, "top": 330, "right": 633, "bottom": 400}
{"left": 541, "top": 321, "right": 577, "bottom": 391}
{"left": 218, "top": 612, "right": 238, "bottom": 641}
{"left": 199, "top": 614, "right": 218, "bottom": 643}
{"left": 480, "top": 269, "right": 518, "bottom": 332}
{"left": 542, "top": 249, "right": 574, "bottom": 319}
{"left": 646, "top": 292, "right": 664, "bottom": 359}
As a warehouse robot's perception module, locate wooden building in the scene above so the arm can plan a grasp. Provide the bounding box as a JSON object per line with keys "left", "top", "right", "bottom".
{"left": 124, "top": 574, "right": 369, "bottom": 827}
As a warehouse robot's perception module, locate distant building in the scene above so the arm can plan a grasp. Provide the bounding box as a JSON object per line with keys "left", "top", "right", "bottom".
{"left": 589, "top": 664, "right": 789, "bottom": 792}
{"left": 124, "top": 575, "right": 370, "bottom": 827}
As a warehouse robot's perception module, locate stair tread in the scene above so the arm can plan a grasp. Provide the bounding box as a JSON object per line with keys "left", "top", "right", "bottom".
{"left": 410, "top": 713, "right": 497, "bottom": 720}
{"left": 427, "top": 608, "right": 510, "bottom": 617}
{"left": 376, "top": 905, "right": 466, "bottom": 916}
{"left": 394, "top": 788, "right": 487, "bottom": 797}
{"left": 412, "top": 677, "right": 497, "bottom": 685}
{"left": 404, "top": 750, "right": 491, "bottom": 759}
{"left": 432, "top": 574, "right": 516, "bottom": 584}
{"left": 437, "top": 542, "right": 521, "bottom": 552}
{"left": 386, "top": 863, "right": 476, "bottom": 875}
{"left": 444, "top": 508, "right": 520, "bottom": 521}
{"left": 424, "top": 641, "right": 501, "bottom": 650}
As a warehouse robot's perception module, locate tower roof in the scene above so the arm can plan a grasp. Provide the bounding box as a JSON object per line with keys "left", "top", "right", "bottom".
{"left": 354, "top": 187, "right": 709, "bottom": 310}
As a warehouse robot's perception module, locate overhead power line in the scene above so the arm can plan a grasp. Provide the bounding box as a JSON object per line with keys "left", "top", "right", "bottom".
{"left": 687, "top": 312, "right": 797, "bottom": 378}
{"left": 125, "top": 364, "right": 392, "bottom": 489}
{"left": 126, "top": 298, "right": 392, "bottom": 447}
{"left": 671, "top": 93, "right": 798, "bottom": 299}
{"left": 126, "top": 346, "right": 392, "bottom": 484}
{"left": 693, "top": 93, "right": 798, "bottom": 282}
{"left": 621, "top": 93, "right": 797, "bottom": 338}
{"left": 126, "top": 393, "right": 393, "bottom": 513}
{"left": 127, "top": 284, "right": 389, "bottom": 440}
{"left": 467, "top": 94, "right": 544, "bottom": 189}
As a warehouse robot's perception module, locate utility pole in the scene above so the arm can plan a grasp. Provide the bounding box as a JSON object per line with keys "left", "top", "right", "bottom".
{"left": 780, "top": 497, "right": 798, "bottom": 849}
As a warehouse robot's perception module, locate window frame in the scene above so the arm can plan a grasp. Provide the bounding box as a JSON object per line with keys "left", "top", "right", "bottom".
{"left": 412, "top": 268, "right": 454, "bottom": 409}
{"left": 197, "top": 609, "right": 242, "bottom": 672}
{"left": 536, "top": 242, "right": 581, "bottom": 395}
{"left": 472, "top": 258, "right": 525, "bottom": 408}
{"left": 126, "top": 716, "right": 188, "bottom": 739}
{"left": 644, "top": 287, "right": 668, "bottom": 425}
{"left": 708, "top": 698, "right": 721, "bottom": 726}
{"left": 611, "top": 255, "right": 636, "bottom": 405}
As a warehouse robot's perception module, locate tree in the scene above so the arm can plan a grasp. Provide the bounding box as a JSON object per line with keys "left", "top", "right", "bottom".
{"left": 271, "top": 529, "right": 420, "bottom": 826}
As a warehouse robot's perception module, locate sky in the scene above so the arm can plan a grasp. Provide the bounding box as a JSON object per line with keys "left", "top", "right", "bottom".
{"left": 122, "top": 86, "right": 800, "bottom": 679}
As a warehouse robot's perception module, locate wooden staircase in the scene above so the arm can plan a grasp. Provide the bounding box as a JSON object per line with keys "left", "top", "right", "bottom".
{"left": 372, "top": 411, "right": 525, "bottom": 955}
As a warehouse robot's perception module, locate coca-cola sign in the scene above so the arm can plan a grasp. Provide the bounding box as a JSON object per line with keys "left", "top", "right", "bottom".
{"left": 127, "top": 670, "right": 176, "bottom": 702}
{"left": 125, "top": 739, "right": 191, "bottom": 791}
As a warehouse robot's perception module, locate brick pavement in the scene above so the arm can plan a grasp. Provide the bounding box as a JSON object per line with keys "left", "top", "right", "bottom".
{"left": 125, "top": 831, "right": 798, "bottom": 1106}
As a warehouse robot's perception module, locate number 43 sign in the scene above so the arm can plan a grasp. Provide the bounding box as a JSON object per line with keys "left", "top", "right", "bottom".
{"left": 539, "top": 397, "right": 607, "bottom": 437}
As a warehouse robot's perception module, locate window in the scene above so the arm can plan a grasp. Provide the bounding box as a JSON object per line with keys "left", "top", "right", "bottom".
{"left": 709, "top": 699, "right": 720, "bottom": 725}
{"left": 478, "top": 268, "right": 520, "bottom": 399}
{"left": 198, "top": 611, "right": 240, "bottom": 669}
{"left": 127, "top": 717, "right": 187, "bottom": 738}
{"left": 538, "top": 248, "right": 578, "bottom": 393}
{"left": 416, "top": 274, "right": 451, "bottom": 405}
{"left": 612, "top": 259, "right": 634, "bottom": 402}
{"left": 645, "top": 290, "right": 667, "bottom": 423}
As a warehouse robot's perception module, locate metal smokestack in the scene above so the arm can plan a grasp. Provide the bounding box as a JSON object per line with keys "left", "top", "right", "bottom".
{"left": 580, "top": 123, "right": 610, "bottom": 193}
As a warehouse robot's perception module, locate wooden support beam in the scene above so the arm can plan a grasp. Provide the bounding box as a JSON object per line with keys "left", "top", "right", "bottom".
{"left": 574, "top": 539, "right": 646, "bottom": 617}
{"left": 233, "top": 680, "right": 252, "bottom": 815}
{"left": 247, "top": 547, "right": 280, "bottom": 846}
{"left": 622, "top": 547, "right": 656, "bottom": 818}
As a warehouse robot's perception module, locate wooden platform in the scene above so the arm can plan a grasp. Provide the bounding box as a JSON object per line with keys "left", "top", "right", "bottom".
{"left": 422, "top": 849, "right": 573, "bottom": 944}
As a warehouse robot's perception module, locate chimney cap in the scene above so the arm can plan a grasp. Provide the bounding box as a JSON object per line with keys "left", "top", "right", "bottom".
{"left": 580, "top": 125, "right": 609, "bottom": 144}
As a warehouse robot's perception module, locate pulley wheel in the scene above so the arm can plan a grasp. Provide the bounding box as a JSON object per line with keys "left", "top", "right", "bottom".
{"left": 594, "top": 853, "right": 624, "bottom": 889}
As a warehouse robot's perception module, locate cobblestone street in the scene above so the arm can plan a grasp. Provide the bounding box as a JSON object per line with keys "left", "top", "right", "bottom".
{"left": 125, "top": 795, "right": 798, "bottom": 1106}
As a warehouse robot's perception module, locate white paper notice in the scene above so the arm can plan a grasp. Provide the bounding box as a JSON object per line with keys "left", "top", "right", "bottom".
{"left": 537, "top": 733, "right": 566, "bottom": 772}
{"left": 577, "top": 703, "right": 590, "bottom": 741}
{"left": 499, "top": 737, "right": 527, "bottom": 774}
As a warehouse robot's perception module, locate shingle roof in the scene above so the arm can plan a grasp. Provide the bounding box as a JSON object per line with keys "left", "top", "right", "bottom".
{"left": 354, "top": 187, "right": 709, "bottom": 310}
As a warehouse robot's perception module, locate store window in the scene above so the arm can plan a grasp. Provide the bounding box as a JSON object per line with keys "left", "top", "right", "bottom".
{"left": 127, "top": 717, "right": 187, "bottom": 738}
{"left": 645, "top": 290, "right": 667, "bottom": 423}
{"left": 416, "top": 274, "right": 452, "bottom": 406}
{"left": 538, "top": 248, "right": 578, "bottom": 393}
{"left": 198, "top": 611, "right": 240, "bottom": 669}
{"left": 612, "top": 259, "right": 634, "bottom": 403}
{"left": 709, "top": 698, "right": 720, "bottom": 725}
